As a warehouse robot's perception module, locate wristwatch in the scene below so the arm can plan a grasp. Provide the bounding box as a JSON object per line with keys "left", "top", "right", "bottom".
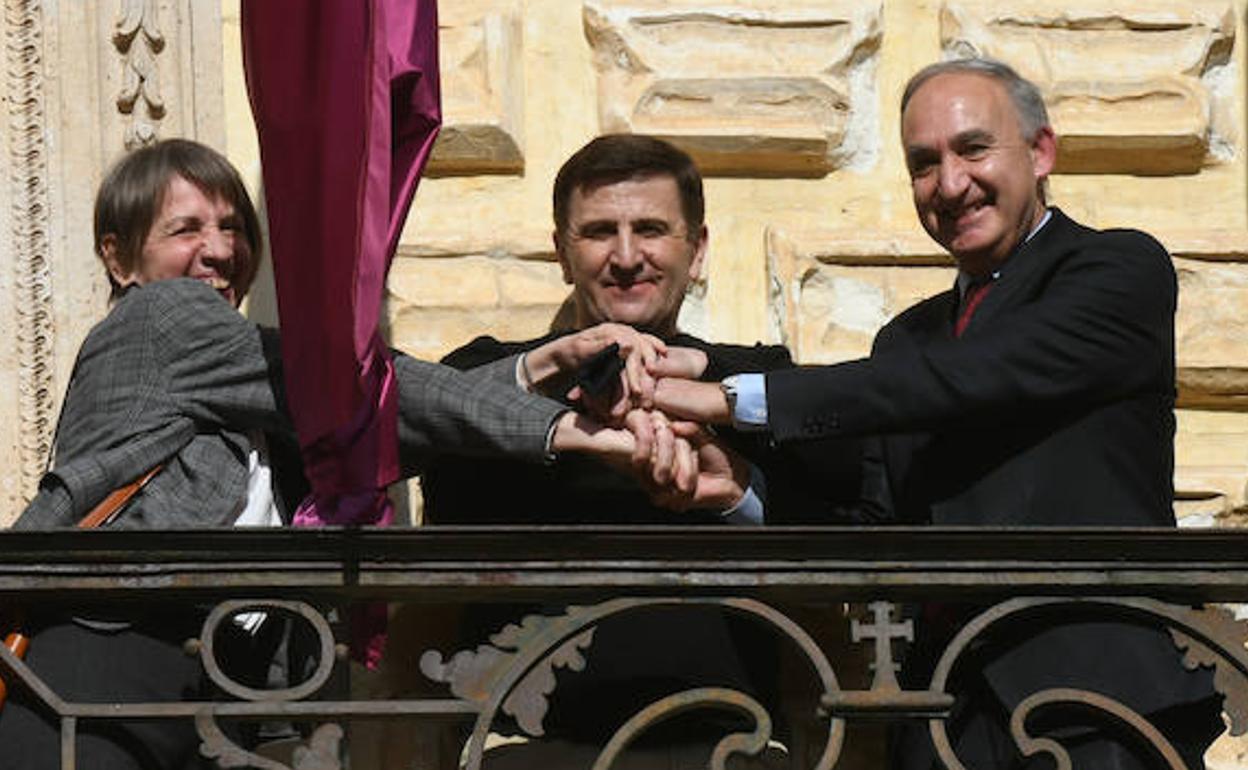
{"left": 720, "top": 375, "right": 739, "bottom": 419}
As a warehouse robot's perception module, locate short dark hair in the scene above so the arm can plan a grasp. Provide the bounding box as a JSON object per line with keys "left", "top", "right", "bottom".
{"left": 901, "top": 57, "right": 1050, "bottom": 141}
{"left": 552, "top": 134, "right": 704, "bottom": 240}
{"left": 93, "top": 138, "right": 263, "bottom": 300}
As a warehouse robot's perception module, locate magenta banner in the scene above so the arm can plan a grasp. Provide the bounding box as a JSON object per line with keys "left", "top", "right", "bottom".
{"left": 242, "top": 0, "right": 441, "bottom": 517}
{"left": 243, "top": 0, "right": 441, "bottom": 667}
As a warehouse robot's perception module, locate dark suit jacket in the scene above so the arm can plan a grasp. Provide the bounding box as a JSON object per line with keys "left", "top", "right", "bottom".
{"left": 423, "top": 331, "right": 865, "bottom": 741}
{"left": 17, "top": 278, "right": 567, "bottom": 529}
{"left": 424, "top": 331, "right": 867, "bottom": 525}
{"left": 766, "top": 210, "right": 1214, "bottom": 716}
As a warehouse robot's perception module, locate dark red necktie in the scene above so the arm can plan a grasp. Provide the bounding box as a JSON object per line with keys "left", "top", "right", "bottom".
{"left": 955, "top": 281, "right": 992, "bottom": 337}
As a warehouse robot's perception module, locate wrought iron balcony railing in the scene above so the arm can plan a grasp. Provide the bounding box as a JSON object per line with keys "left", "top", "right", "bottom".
{"left": 1, "top": 526, "right": 1246, "bottom": 770}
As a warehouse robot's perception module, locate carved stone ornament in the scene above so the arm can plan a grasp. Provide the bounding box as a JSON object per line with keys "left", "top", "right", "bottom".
{"left": 114, "top": 0, "right": 166, "bottom": 148}
{"left": 8, "top": 0, "right": 55, "bottom": 507}
{"left": 427, "top": 0, "right": 525, "bottom": 176}
{"left": 941, "top": 0, "right": 1237, "bottom": 174}
{"left": 584, "top": 1, "right": 883, "bottom": 176}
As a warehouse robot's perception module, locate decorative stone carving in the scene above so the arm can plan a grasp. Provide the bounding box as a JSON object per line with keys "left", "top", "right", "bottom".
{"left": 114, "top": 0, "right": 166, "bottom": 149}
{"left": 584, "top": 1, "right": 883, "bottom": 176}
{"left": 426, "top": 1, "right": 524, "bottom": 176}
{"left": 6, "top": 0, "right": 54, "bottom": 517}
{"left": 941, "top": 1, "right": 1237, "bottom": 175}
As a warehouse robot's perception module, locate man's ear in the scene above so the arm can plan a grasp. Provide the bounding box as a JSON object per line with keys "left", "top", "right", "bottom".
{"left": 554, "top": 230, "right": 573, "bottom": 284}
{"left": 1030, "top": 125, "right": 1057, "bottom": 180}
{"left": 687, "top": 224, "right": 709, "bottom": 282}
{"left": 99, "top": 234, "right": 134, "bottom": 287}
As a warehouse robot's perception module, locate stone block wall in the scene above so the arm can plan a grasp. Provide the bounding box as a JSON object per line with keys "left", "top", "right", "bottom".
{"left": 4, "top": 3, "right": 1241, "bottom": 528}
{"left": 241, "top": 0, "right": 1248, "bottom": 536}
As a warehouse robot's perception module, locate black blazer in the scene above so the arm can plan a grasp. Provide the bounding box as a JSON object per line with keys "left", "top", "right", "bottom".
{"left": 424, "top": 331, "right": 865, "bottom": 525}
{"left": 422, "top": 331, "right": 865, "bottom": 741}
{"left": 766, "top": 209, "right": 1214, "bottom": 715}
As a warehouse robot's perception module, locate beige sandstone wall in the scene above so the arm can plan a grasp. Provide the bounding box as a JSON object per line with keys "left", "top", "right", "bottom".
{"left": 225, "top": 1, "right": 1248, "bottom": 536}
{"left": 3, "top": 4, "right": 1240, "bottom": 524}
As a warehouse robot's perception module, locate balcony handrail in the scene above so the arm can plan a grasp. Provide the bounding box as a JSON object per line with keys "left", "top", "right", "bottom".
{"left": 2, "top": 526, "right": 1248, "bottom": 602}
{"left": 1, "top": 526, "right": 1247, "bottom": 770}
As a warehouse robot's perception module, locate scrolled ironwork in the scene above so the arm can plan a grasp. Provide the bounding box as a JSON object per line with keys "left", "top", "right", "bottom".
{"left": 425, "top": 596, "right": 847, "bottom": 770}
{"left": 197, "top": 599, "right": 338, "bottom": 703}
{"left": 196, "top": 709, "right": 290, "bottom": 770}
{"left": 925, "top": 597, "right": 1248, "bottom": 770}
{"left": 1, "top": 528, "right": 1247, "bottom": 769}
{"left": 591, "top": 687, "right": 772, "bottom": 770}
{"left": 1008, "top": 688, "right": 1188, "bottom": 770}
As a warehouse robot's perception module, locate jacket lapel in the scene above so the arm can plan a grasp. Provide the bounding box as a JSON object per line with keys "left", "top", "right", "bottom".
{"left": 955, "top": 208, "right": 1073, "bottom": 338}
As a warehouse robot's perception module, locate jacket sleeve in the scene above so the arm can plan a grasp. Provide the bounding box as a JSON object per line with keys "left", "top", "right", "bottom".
{"left": 393, "top": 353, "right": 567, "bottom": 476}
{"left": 151, "top": 280, "right": 291, "bottom": 433}
{"left": 156, "top": 287, "right": 566, "bottom": 474}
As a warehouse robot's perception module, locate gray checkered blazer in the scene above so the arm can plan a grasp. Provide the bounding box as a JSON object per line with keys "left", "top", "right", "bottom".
{"left": 16, "top": 278, "right": 565, "bottom": 529}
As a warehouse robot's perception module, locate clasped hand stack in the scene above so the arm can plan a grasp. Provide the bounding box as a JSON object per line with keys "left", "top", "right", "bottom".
{"left": 535, "top": 323, "right": 745, "bottom": 513}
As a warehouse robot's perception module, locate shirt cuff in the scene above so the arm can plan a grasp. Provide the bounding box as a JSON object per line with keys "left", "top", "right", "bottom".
{"left": 720, "top": 462, "right": 766, "bottom": 526}
{"left": 542, "top": 409, "right": 568, "bottom": 464}
{"left": 730, "top": 373, "right": 768, "bottom": 430}
{"left": 516, "top": 352, "right": 536, "bottom": 392}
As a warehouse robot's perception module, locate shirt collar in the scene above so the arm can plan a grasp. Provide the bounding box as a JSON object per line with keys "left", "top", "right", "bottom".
{"left": 957, "top": 207, "right": 1053, "bottom": 298}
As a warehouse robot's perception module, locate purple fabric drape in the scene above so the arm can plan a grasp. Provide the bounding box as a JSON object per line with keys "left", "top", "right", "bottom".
{"left": 242, "top": 0, "right": 441, "bottom": 667}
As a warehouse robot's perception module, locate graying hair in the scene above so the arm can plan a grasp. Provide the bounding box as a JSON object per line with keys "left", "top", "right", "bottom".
{"left": 900, "top": 57, "right": 1050, "bottom": 140}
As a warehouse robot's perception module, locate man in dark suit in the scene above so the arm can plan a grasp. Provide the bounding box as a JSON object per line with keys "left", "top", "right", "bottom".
{"left": 422, "top": 134, "right": 864, "bottom": 767}
{"left": 425, "top": 134, "right": 864, "bottom": 527}
{"left": 653, "top": 58, "right": 1223, "bottom": 768}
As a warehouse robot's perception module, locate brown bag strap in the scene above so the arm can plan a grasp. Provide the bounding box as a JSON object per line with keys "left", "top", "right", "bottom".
{"left": 76, "top": 464, "right": 163, "bottom": 529}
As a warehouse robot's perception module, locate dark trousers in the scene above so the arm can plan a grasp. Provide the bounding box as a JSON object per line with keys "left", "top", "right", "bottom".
{"left": 0, "top": 613, "right": 283, "bottom": 770}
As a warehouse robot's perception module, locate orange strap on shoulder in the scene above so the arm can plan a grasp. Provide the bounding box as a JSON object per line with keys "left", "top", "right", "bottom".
{"left": 76, "top": 464, "right": 163, "bottom": 529}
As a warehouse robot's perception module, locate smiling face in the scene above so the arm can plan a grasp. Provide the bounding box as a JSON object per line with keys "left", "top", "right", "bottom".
{"left": 557, "top": 173, "right": 707, "bottom": 336}
{"left": 103, "top": 175, "right": 253, "bottom": 307}
{"left": 901, "top": 71, "right": 1056, "bottom": 277}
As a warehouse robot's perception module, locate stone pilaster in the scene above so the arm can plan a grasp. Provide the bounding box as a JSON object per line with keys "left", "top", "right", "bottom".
{"left": 0, "top": 0, "right": 224, "bottom": 524}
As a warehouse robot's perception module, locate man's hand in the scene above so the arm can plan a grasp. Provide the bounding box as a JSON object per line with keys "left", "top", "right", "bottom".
{"left": 526, "top": 322, "right": 666, "bottom": 393}
{"left": 647, "top": 346, "right": 708, "bottom": 380}
{"left": 548, "top": 410, "right": 636, "bottom": 467}
{"left": 633, "top": 410, "right": 699, "bottom": 510}
{"left": 671, "top": 421, "right": 751, "bottom": 512}
{"left": 620, "top": 410, "right": 751, "bottom": 513}
{"left": 653, "top": 378, "right": 732, "bottom": 425}
{"left": 524, "top": 322, "right": 667, "bottom": 422}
